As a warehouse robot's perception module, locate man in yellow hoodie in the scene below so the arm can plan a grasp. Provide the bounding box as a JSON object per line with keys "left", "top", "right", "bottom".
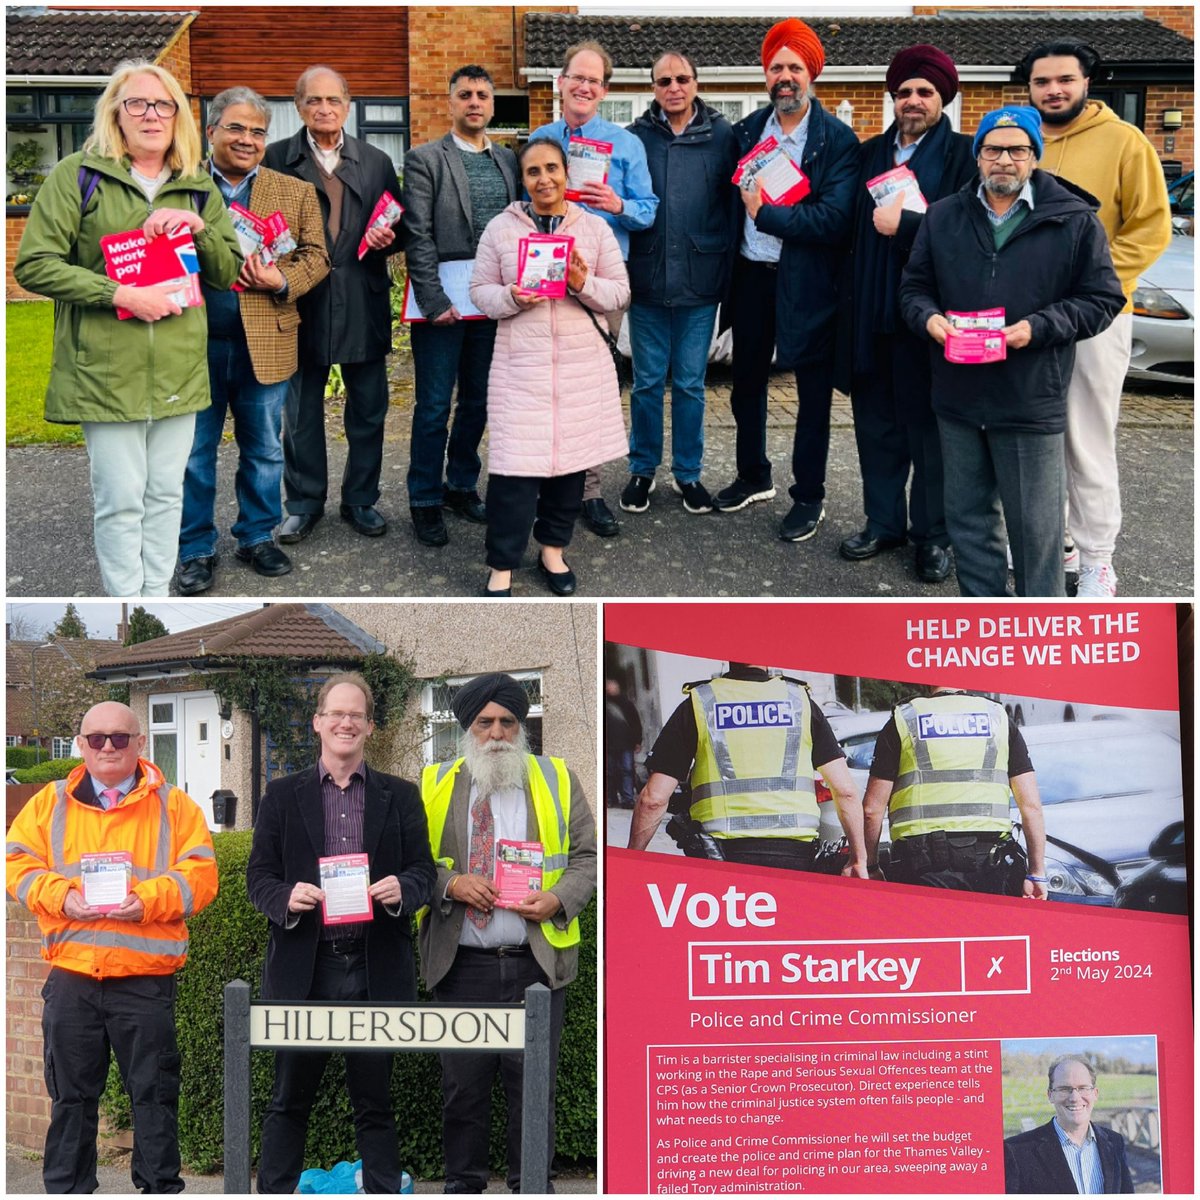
{"left": 1018, "top": 39, "right": 1172, "bottom": 598}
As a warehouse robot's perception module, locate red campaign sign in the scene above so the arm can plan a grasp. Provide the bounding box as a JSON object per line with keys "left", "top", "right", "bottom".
{"left": 603, "top": 602, "right": 1180, "bottom": 710}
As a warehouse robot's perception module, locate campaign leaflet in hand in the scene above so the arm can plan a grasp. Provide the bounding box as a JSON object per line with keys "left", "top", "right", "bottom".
{"left": 318, "top": 853, "right": 374, "bottom": 925}
{"left": 865, "top": 164, "right": 928, "bottom": 213}
{"left": 357, "top": 190, "right": 404, "bottom": 260}
{"left": 945, "top": 307, "right": 1007, "bottom": 364}
{"left": 227, "top": 206, "right": 297, "bottom": 290}
{"left": 263, "top": 211, "right": 297, "bottom": 259}
{"left": 80, "top": 851, "right": 132, "bottom": 912}
{"left": 494, "top": 839, "right": 545, "bottom": 909}
{"left": 517, "top": 233, "right": 574, "bottom": 298}
{"left": 732, "top": 136, "right": 811, "bottom": 205}
{"left": 99, "top": 225, "right": 203, "bottom": 319}
{"left": 565, "top": 136, "right": 613, "bottom": 201}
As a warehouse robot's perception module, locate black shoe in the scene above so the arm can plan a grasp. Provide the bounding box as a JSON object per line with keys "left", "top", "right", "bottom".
{"left": 340, "top": 504, "right": 387, "bottom": 537}
{"left": 538, "top": 554, "right": 577, "bottom": 596}
{"left": 581, "top": 498, "right": 620, "bottom": 537}
{"left": 672, "top": 478, "right": 714, "bottom": 514}
{"left": 175, "top": 556, "right": 215, "bottom": 595}
{"left": 712, "top": 477, "right": 776, "bottom": 512}
{"left": 482, "top": 577, "right": 512, "bottom": 597}
{"left": 444, "top": 488, "right": 487, "bottom": 524}
{"left": 278, "top": 511, "right": 321, "bottom": 544}
{"left": 778, "top": 503, "right": 825, "bottom": 542}
{"left": 916, "top": 543, "right": 953, "bottom": 583}
{"left": 235, "top": 541, "right": 293, "bottom": 578}
{"left": 619, "top": 475, "right": 656, "bottom": 513}
{"left": 411, "top": 506, "right": 449, "bottom": 547}
{"left": 839, "top": 528, "right": 907, "bottom": 561}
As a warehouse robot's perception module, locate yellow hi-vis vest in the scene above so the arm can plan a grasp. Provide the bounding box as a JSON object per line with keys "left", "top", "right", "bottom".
{"left": 889, "top": 694, "right": 1013, "bottom": 841}
{"left": 687, "top": 676, "right": 819, "bottom": 840}
{"left": 418, "top": 754, "right": 579, "bottom": 949}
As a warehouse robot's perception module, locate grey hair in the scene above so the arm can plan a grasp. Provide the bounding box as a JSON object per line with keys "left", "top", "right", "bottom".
{"left": 295, "top": 65, "right": 351, "bottom": 102}
{"left": 208, "top": 86, "right": 270, "bottom": 129}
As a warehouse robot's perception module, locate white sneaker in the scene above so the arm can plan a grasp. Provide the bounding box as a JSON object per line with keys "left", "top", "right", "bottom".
{"left": 1063, "top": 538, "right": 1080, "bottom": 573}
{"left": 1076, "top": 563, "right": 1118, "bottom": 598}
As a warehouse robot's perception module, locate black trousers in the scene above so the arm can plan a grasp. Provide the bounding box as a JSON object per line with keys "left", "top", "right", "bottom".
{"left": 720, "top": 837, "right": 819, "bottom": 871}
{"left": 41, "top": 967, "right": 182, "bottom": 1195}
{"left": 485, "top": 472, "right": 586, "bottom": 571}
{"left": 849, "top": 332, "right": 947, "bottom": 546}
{"left": 434, "top": 947, "right": 566, "bottom": 1194}
{"left": 729, "top": 256, "right": 835, "bottom": 509}
{"left": 283, "top": 357, "right": 389, "bottom": 513}
{"left": 257, "top": 944, "right": 402, "bottom": 1194}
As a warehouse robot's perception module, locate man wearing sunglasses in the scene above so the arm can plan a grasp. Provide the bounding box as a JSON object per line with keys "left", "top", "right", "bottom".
{"left": 899, "top": 106, "right": 1124, "bottom": 597}
{"left": 6, "top": 702, "right": 218, "bottom": 1194}
{"left": 176, "top": 86, "right": 330, "bottom": 595}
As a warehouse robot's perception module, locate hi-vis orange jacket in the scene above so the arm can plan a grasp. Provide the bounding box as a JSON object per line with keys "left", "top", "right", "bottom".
{"left": 5, "top": 758, "right": 218, "bottom": 978}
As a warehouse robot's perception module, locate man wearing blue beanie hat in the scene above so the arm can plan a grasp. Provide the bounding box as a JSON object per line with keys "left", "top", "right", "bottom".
{"left": 897, "top": 104, "right": 1124, "bottom": 597}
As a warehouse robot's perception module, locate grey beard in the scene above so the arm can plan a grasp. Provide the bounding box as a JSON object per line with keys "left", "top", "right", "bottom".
{"left": 771, "top": 83, "right": 810, "bottom": 115}
{"left": 983, "top": 173, "right": 1025, "bottom": 197}
{"left": 459, "top": 726, "right": 530, "bottom": 797}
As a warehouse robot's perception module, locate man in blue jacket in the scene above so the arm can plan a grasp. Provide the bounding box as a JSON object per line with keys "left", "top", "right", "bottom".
{"left": 715, "top": 18, "right": 859, "bottom": 546}
{"left": 899, "top": 107, "right": 1124, "bottom": 597}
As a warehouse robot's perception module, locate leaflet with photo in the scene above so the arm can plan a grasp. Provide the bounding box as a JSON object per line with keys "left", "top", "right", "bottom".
{"left": 263, "top": 211, "right": 297, "bottom": 259}
{"left": 565, "top": 136, "right": 613, "bottom": 201}
{"left": 732, "top": 136, "right": 811, "bottom": 206}
{"left": 494, "top": 839, "right": 544, "bottom": 909}
{"left": 357, "top": 190, "right": 404, "bottom": 260}
{"left": 866, "top": 164, "right": 928, "bottom": 213}
{"left": 603, "top": 602, "right": 1191, "bottom": 1195}
{"left": 517, "top": 233, "right": 574, "bottom": 298}
{"left": 946, "top": 308, "right": 1007, "bottom": 364}
{"left": 318, "top": 852, "right": 374, "bottom": 925}
{"left": 80, "top": 850, "right": 132, "bottom": 912}
{"left": 99, "top": 225, "right": 204, "bottom": 319}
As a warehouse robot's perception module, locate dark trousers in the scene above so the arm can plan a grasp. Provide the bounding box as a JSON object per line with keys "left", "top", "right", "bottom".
{"left": 729, "top": 256, "right": 834, "bottom": 509}
{"left": 407, "top": 318, "right": 496, "bottom": 508}
{"left": 720, "top": 837, "right": 819, "bottom": 871}
{"left": 485, "top": 472, "right": 586, "bottom": 571}
{"left": 434, "top": 947, "right": 566, "bottom": 1194}
{"left": 283, "top": 358, "right": 389, "bottom": 514}
{"left": 850, "top": 332, "right": 947, "bottom": 546}
{"left": 41, "top": 967, "right": 182, "bottom": 1195}
{"left": 257, "top": 945, "right": 401, "bottom": 1194}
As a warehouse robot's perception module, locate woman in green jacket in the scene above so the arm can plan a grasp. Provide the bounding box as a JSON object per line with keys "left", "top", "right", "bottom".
{"left": 14, "top": 59, "right": 241, "bottom": 597}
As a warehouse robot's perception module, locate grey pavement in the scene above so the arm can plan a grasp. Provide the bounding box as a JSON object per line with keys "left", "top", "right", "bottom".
{"left": 6, "top": 368, "right": 1192, "bottom": 598}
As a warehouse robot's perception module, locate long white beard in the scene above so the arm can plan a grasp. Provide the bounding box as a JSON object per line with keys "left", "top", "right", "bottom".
{"left": 460, "top": 726, "right": 530, "bottom": 798}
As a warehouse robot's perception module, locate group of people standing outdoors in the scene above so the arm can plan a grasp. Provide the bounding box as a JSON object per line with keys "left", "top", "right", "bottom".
{"left": 15, "top": 18, "right": 1171, "bottom": 598}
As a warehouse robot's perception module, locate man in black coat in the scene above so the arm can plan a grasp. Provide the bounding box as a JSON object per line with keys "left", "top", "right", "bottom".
{"left": 1004, "top": 1054, "right": 1135, "bottom": 1193}
{"left": 715, "top": 18, "right": 859, "bottom": 545}
{"left": 899, "top": 106, "right": 1123, "bottom": 597}
{"left": 840, "top": 45, "right": 976, "bottom": 585}
{"left": 246, "top": 673, "right": 436, "bottom": 1194}
{"left": 264, "top": 66, "right": 403, "bottom": 544}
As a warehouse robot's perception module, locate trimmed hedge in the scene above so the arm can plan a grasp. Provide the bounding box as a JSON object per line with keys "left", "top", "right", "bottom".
{"left": 7, "top": 745, "right": 43, "bottom": 770}
{"left": 101, "top": 831, "right": 597, "bottom": 1178}
{"left": 13, "top": 757, "right": 82, "bottom": 786}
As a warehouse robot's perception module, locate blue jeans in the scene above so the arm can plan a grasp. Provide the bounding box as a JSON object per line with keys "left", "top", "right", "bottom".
{"left": 180, "top": 336, "right": 288, "bottom": 561}
{"left": 407, "top": 318, "right": 496, "bottom": 508}
{"left": 627, "top": 302, "right": 717, "bottom": 483}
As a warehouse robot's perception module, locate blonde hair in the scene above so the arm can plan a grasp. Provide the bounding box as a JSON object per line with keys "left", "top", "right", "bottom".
{"left": 84, "top": 59, "right": 201, "bottom": 177}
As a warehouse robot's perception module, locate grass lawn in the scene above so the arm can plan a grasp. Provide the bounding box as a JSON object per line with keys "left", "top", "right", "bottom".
{"left": 1002, "top": 1071, "right": 1158, "bottom": 1135}
{"left": 6, "top": 301, "right": 83, "bottom": 446}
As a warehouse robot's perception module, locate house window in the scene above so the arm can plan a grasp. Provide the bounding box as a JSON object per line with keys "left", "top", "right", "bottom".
{"left": 52, "top": 737, "right": 74, "bottom": 759}
{"left": 149, "top": 693, "right": 179, "bottom": 786}
{"left": 6, "top": 89, "right": 100, "bottom": 210}
{"left": 597, "top": 99, "right": 635, "bottom": 125}
{"left": 6, "top": 736, "right": 20, "bottom": 748}
{"left": 422, "top": 671, "right": 544, "bottom": 764}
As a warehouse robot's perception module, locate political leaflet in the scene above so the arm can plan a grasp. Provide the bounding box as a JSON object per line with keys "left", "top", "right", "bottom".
{"left": 400, "top": 259, "right": 485, "bottom": 322}
{"left": 99, "top": 225, "right": 203, "bottom": 319}
{"left": 357, "top": 191, "right": 404, "bottom": 260}
{"left": 318, "top": 853, "right": 373, "bottom": 925}
{"left": 732, "top": 137, "right": 811, "bottom": 206}
{"left": 494, "top": 839, "right": 544, "bottom": 909}
{"left": 80, "top": 851, "right": 132, "bottom": 912}
{"left": 603, "top": 602, "right": 1191, "bottom": 1195}
{"left": 945, "top": 308, "right": 1007, "bottom": 365}
{"left": 517, "top": 233, "right": 574, "bottom": 298}
{"left": 866, "top": 164, "right": 928, "bottom": 213}
{"left": 565, "top": 136, "right": 613, "bottom": 201}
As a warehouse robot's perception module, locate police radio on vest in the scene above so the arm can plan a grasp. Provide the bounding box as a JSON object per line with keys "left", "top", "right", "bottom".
{"left": 713, "top": 701, "right": 796, "bottom": 730}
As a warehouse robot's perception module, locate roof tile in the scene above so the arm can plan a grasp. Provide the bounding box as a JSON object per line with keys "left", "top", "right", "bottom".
{"left": 6, "top": 10, "right": 193, "bottom": 76}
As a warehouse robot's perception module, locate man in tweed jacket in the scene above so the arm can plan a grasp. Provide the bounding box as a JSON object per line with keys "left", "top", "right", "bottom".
{"left": 176, "top": 86, "right": 329, "bottom": 594}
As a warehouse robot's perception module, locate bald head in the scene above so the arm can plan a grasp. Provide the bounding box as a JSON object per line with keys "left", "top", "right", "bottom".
{"left": 78, "top": 702, "right": 145, "bottom": 786}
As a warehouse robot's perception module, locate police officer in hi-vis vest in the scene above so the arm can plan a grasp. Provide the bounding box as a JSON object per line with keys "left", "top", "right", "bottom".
{"left": 863, "top": 686, "right": 1049, "bottom": 895}
{"left": 628, "top": 663, "right": 868, "bottom": 874}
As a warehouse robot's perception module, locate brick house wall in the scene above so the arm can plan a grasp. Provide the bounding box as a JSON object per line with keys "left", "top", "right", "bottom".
{"left": 7, "top": 903, "right": 52, "bottom": 1152}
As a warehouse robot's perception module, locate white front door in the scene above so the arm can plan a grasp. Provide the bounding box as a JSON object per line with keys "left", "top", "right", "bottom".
{"left": 182, "top": 693, "right": 222, "bottom": 829}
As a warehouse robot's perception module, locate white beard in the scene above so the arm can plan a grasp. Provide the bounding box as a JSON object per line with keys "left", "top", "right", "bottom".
{"left": 460, "top": 726, "right": 530, "bottom": 798}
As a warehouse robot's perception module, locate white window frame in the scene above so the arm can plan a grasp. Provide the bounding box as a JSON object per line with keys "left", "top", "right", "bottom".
{"left": 6, "top": 735, "right": 21, "bottom": 748}
{"left": 52, "top": 736, "right": 74, "bottom": 759}
{"left": 421, "top": 670, "right": 545, "bottom": 765}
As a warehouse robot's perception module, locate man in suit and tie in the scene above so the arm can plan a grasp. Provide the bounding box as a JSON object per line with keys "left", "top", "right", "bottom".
{"left": 176, "top": 86, "right": 330, "bottom": 594}
{"left": 419, "top": 672, "right": 596, "bottom": 1193}
{"left": 1004, "top": 1054, "right": 1135, "bottom": 1193}
{"left": 264, "top": 66, "right": 403, "bottom": 544}
{"left": 246, "top": 673, "right": 436, "bottom": 1194}
{"left": 401, "top": 65, "right": 519, "bottom": 548}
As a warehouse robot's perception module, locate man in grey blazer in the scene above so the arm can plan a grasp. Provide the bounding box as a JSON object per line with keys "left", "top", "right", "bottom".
{"left": 401, "top": 66, "right": 520, "bottom": 548}
{"left": 418, "top": 672, "right": 596, "bottom": 1194}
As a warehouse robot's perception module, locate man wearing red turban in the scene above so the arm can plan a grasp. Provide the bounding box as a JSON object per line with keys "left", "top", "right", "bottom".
{"left": 713, "top": 18, "right": 859, "bottom": 549}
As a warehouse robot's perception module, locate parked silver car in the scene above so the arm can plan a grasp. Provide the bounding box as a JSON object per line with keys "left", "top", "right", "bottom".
{"left": 1129, "top": 234, "right": 1193, "bottom": 384}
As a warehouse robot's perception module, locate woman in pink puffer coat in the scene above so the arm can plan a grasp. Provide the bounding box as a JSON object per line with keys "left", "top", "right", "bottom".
{"left": 470, "top": 140, "right": 630, "bottom": 597}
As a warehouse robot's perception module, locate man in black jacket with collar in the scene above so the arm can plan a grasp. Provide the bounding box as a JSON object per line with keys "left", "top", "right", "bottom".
{"left": 246, "top": 672, "right": 435, "bottom": 1194}
{"left": 264, "top": 66, "right": 403, "bottom": 545}
{"left": 840, "top": 45, "right": 976, "bottom": 585}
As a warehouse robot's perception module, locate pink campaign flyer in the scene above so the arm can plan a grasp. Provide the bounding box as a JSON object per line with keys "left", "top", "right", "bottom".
{"left": 603, "top": 602, "right": 1192, "bottom": 1195}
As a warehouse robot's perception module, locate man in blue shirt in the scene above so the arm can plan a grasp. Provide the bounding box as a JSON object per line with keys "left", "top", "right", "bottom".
{"left": 530, "top": 39, "right": 658, "bottom": 538}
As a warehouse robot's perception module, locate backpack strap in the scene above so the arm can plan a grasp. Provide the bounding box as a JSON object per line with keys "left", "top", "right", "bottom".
{"left": 76, "top": 164, "right": 208, "bottom": 217}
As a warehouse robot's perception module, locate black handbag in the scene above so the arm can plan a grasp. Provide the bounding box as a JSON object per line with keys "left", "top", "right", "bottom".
{"left": 572, "top": 294, "right": 631, "bottom": 387}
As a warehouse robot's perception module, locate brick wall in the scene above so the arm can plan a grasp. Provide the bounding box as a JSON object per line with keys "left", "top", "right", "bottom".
{"left": 7, "top": 903, "right": 51, "bottom": 1152}
{"left": 1146, "top": 83, "right": 1194, "bottom": 170}
{"left": 7, "top": 216, "right": 41, "bottom": 300}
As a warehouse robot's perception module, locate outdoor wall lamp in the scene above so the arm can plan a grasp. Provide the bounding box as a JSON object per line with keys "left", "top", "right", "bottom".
{"left": 1161, "top": 109, "right": 1183, "bottom": 131}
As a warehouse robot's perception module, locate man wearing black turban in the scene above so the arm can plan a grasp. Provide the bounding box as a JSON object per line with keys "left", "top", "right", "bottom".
{"left": 418, "top": 672, "right": 596, "bottom": 1193}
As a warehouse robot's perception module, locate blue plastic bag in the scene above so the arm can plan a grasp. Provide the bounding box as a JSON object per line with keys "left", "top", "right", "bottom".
{"left": 297, "top": 1161, "right": 413, "bottom": 1194}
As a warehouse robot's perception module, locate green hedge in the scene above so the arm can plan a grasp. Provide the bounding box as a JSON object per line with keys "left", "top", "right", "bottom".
{"left": 7, "top": 745, "right": 43, "bottom": 770}
{"left": 102, "top": 831, "right": 597, "bottom": 1179}
{"left": 13, "top": 757, "right": 82, "bottom": 786}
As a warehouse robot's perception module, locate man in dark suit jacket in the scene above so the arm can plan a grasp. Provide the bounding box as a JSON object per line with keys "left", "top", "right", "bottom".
{"left": 418, "top": 672, "right": 596, "bottom": 1193}
{"left": 263, "top": 66, "right": 403, "bottom": 544}
{"left": 1004, "top": 1055, "right": 1135, "bottom": 1193}
{"left": 401, "top": 65, "right": 519, "bottom": 548}
{"left": 246, "top": 672, "right": 435, "bottom": 1194}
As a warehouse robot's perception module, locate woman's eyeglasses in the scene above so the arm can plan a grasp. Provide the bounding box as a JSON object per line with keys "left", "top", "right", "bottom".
{"left": 122, "top": 98, "right": 179, "bottom": 118}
